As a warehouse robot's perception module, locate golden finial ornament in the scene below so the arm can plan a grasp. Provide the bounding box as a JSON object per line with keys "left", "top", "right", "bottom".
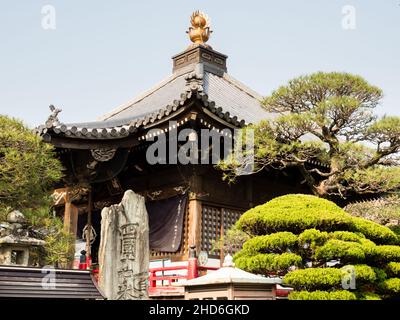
{"left": 187, "top": 10, "right": 212, "bottom": 48}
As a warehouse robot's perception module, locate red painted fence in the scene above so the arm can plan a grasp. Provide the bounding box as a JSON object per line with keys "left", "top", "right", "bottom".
{"left": 149, "top": 264, "right": 219, "bottom": 288}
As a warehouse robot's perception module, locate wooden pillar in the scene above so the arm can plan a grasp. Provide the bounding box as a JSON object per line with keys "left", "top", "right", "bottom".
{"left": 63, "top": 187, "right": 78, "bottom": 269}
{"left": 188, "top": 195, "right": 202, "bottom": 256}
{"left": 64, "top": 187, "right": 78, "bottom": 236}
{"left": 85, "top": 189, "right": 93, "bottom": 261}
{"left": 188, "top": 172, "right": 203, "bottom": 256}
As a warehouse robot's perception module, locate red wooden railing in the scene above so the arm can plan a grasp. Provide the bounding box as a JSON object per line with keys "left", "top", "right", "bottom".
{"left": 90, "top": 258, "right": 219, "bottom": 288}
{"left": 149, "top": 264, "right": 219, "bottom": 288}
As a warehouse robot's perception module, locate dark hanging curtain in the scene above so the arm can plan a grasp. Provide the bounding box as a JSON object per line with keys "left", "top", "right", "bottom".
{"left": 146, "top": 193, "right": 187, "bottom": 253}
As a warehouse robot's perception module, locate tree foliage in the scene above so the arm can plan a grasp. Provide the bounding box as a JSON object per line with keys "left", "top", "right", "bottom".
{"left": 380, "top": 278, "right": 400, "bottom": 295}
{"left": 211, "top": 224, "right": 250, "bottom": 254}
{"left": 23, "top": 207, "right": 76, "bottom": 268}
{"left": 220, "top": 72, "right": 400, "bottom": 198}
{"left": 0, "top": 115, "right": 63, "bottom": 213}
{"left": 41, "top": 217, "right": 76, "bottom": 268}
{"left": 233, "top": 194, "right": 400, "bottom": 299}
{"left": 288, "top": 290, "right": 357, "bottom": 300}
{"left": 0, "top": 115, "right": 72, "bottom": 267}
{"left": 386, "top": 262, "right": 400, "bottom": 277}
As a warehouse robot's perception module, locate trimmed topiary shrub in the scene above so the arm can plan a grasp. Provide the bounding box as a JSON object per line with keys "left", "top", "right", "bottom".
{"left": 380, "top": 278, "right": 400, "bottom": 295}
{"left": 236, "top": 195, "right": 353, "bottom": 235}
{"left": 283, "top": 268, "right": 343, "bottom": 291}
{"left": 329, "top": 231, "right": 365, "bottom": 242}
{"left": 314, "top": 240, "right": 366, "bottom": 263}
{"left": 351, "top": 265, "right": 382, "bottom": 284}
{"left": 233, "top": 194, "right": 400, "bottom": 299}
{"left": 356, "top": 292, "right": 381, "bottom": 300}
{"left": 235, "top": 252, "right": 302, "bottom": 274}
{"left": 242, "top": 232, "right": 298, "bottom": 254}
{"left": 386, "top": 262, "right": 400, "bottom": 277}
{"left": 288, "top": 290, "right": 357, "bottom": 300}
{"left": 298, "top": 229, "right": 328, "bottom": 248}
{"left": 351, "top": 217, "right": 398, "bottom": 245}
{"left": 372, "top": 245, "right": 400, "bottom": 262}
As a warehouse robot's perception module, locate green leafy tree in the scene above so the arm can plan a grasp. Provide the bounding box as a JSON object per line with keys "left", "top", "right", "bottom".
{"left": 220, "top": 72, "right": 400, "bottom": 198}
{"left": 23, "top": 207, "right": 76, "bottom": 268}
{"left": 233, "top": 194, "right": 400, "bottom": 300}
{"left": 0, "top": 115, "right": 63, "bottom": 214}
{"left": 0, "top": 115, "right": 73, "bottom": 267}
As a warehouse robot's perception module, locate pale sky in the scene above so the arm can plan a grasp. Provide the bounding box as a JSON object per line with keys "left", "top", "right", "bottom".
{"left": 0, "top": 0, "right": 399, "bottom": 127}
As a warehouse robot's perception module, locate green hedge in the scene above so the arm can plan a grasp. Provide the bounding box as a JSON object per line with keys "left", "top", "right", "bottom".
{"left": 242, "top": 232, "right": 298, "bottom": 254}
{"left": 288, "top": 290, "right": 357, "bottom": 300}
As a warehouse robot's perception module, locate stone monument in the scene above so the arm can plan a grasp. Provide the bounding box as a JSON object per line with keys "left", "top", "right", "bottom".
{"left": 98, "top": 190, "right": 149, "bottom": 300}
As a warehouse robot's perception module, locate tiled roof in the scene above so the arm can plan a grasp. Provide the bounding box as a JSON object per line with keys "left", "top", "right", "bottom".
{"left": 98, "top": 66, "right": 191, "bottom": 122}
{"left": 0, "top": 265, "right": 104, "bottom": 299}
{"left": 37, "top": 63, "right": 273, "bottom": 140}
{"left": 100, "top": 63, "right": 272, "bottom": 124}
{"left": 204, "top": 72, "right": 273, "bottom": 124}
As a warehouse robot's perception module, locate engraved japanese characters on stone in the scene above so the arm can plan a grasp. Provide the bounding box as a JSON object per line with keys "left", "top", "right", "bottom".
{"left": 120, "top": 223, "right": 138, "bottom": 261}
{"left": 117, "top": 270, "right": 147, "bottom": 300}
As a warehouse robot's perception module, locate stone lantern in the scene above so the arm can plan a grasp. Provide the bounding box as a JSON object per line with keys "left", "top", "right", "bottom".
{"left": 0, "top": 211, "right": 45, "bottom": 266}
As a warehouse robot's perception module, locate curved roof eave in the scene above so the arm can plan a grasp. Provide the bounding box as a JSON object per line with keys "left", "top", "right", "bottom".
{"left": 37, "top": 90, "right": 247, "bottom": 141}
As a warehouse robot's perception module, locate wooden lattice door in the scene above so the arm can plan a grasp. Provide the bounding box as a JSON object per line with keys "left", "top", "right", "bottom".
{"left": 201, "top": 204, "right": 243, "bottom": 257}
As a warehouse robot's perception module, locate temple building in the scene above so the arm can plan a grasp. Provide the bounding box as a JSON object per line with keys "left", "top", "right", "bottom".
{"left": 37, "top": 11, "right": 310, "bottom": 271}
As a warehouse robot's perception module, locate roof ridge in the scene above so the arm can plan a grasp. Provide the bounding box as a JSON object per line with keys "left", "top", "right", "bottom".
{"left": 97, "top": 65, "right": 195, "bottom": 121}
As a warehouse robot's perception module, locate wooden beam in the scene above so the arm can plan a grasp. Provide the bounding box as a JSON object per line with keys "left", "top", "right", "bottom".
{"left": 49, "top": 136, "right": 140, "bottom": 150}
